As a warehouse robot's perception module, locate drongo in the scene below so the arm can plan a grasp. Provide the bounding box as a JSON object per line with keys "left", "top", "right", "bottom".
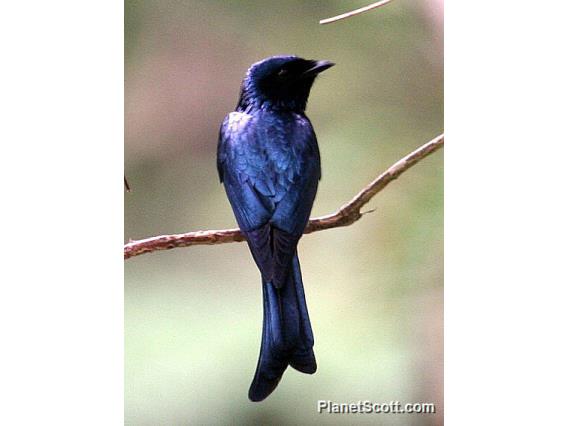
{"left": 217, "top": 55, "right": 334, "bottom": 401}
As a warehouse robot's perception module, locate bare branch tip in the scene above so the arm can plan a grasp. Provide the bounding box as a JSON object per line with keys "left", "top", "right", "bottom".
{"left": 319, "top": 0, "right": 395, "bottom": 25}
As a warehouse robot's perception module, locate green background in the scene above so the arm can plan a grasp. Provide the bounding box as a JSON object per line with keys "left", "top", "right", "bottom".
{"left": 125, "top": 1, "right": 443, "bottom": 424}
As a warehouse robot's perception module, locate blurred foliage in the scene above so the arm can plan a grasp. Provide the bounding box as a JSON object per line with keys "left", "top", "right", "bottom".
{"left": 125, "top": 0, "right": 443, "bottom": 425}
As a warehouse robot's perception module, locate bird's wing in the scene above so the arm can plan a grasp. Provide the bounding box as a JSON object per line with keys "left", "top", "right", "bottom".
{"left": 268, "top": 123, "right": 320, "bottom": 286}
{"left": 217, "top": 112, "right": 272, "bottom": 231}
{"left": 218, "top": 112, "right": 276, "bottom": 280}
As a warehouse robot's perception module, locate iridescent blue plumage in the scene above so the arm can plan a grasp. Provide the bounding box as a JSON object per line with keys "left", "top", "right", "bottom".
{"left": 217, "top": 55, "right": 334, "bottom": 401}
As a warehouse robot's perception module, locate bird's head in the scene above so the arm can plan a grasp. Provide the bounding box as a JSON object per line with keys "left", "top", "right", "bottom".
{"left": 237, "top": 55, "right": 335, "bottom": 113}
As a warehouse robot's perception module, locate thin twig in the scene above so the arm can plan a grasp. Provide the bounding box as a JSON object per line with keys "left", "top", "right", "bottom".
{"left": 124, "top": 134, "right": 443, "bottom": 260}
{"left": 124, "top": 176, "right": 131, "bottom": 192}
{"left": 319, "top": 0, "right": 395, "bottom": 25}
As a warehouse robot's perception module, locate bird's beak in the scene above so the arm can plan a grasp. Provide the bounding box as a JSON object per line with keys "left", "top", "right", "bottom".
{"left": 301, "top": 60, "right": 335, "bottom": 78}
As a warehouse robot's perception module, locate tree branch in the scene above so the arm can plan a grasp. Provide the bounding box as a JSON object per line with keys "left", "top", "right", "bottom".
{"left": 319, "top": 0, "right": 395, "bottom": 25}
{"left": 124, "top": 134, "right": 444, "bottom": 260}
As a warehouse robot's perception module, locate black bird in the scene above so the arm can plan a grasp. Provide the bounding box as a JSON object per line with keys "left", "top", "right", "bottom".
{"left": 217, "top": 55, "right": 334, "bottom": 401}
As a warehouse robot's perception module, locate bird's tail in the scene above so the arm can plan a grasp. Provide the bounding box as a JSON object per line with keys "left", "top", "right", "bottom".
{"left": 248, "top": 253, "right": 317, "bottom": 402}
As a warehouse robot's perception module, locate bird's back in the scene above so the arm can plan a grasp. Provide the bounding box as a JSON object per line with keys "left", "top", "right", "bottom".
{"left": 218, "top": 109, "right": 321, "bottom": 234}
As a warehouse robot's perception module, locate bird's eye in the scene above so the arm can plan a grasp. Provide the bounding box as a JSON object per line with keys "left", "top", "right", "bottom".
{"left": 277, "top": 69, "right": 288, "bottom": 77}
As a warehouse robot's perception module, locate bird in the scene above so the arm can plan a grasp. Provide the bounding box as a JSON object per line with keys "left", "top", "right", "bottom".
{"left": 217, "top": 55, "right": 334, "bottom": 401}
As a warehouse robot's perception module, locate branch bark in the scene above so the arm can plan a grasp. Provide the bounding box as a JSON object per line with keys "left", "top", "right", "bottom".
{"left": 124, "top": 134, "right": 444, "bottom": 260}
{"left": 319, "top": 0, "right": 395, "bottom": 25}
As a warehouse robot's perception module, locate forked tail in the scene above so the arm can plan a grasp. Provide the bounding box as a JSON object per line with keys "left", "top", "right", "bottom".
{"left": 248, "top": 253, "right": 316, "bottom": 402}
